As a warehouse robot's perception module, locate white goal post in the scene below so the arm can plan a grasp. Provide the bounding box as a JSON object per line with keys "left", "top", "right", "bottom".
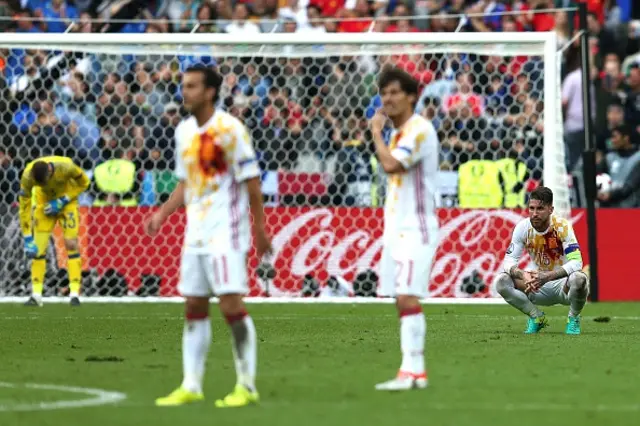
{"left": 0, "top": 31, "right": 569, "bottom": 303}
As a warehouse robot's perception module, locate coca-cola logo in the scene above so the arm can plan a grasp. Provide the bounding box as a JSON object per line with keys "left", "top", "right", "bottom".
{"left": 265, "top": 208, "right": 585, "bottom": 297}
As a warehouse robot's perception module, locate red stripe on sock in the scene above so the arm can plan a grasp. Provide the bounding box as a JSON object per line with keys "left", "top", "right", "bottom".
{"left": 185, "top": 311, "right": 209, "bottom": 321}
{"left": 225, "top": 310, "right": 248, "bottom": 324}
{"left": 399, "top": 306, "right": 423, "bottom": 318}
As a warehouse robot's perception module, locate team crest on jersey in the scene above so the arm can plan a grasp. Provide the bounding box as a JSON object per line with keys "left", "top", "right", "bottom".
{"left": 198, "top": 131, "right": 228, "bottom": 177}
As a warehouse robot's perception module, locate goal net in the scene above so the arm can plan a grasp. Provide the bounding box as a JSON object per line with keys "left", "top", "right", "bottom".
{"left": 0, "top": 32, "right": 570, "bottom": 300}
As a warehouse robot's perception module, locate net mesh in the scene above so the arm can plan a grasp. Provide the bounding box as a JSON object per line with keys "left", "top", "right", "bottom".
{"left": 0, "top": 39, "right": 567, "bottom": 298}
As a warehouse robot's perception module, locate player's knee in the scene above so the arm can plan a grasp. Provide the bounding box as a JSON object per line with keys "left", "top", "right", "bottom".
{"left": 569, "top": 273, "right": 587, "bottom": 291}
{"left": 185, "top": 296, "right": 209, "bottom": 319}
{"left": 219, "top": 294, "right": 245, "bottom": 317}
{"left": 495, "top": 273, "right": 513, "bottom": 296}
{"left": 64, "top": 238, "right": 79, "bottom": 252}
{"left": 396, "top": 294, "right": 420, "bottom": 312}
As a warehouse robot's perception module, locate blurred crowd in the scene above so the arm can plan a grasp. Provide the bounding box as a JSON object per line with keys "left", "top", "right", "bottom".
{"left": 0, "top": 0, "right": 639, "bottom": 208}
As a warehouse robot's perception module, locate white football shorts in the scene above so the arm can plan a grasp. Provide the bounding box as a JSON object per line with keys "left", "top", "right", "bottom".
{"left": 378, "top": 241, "right": 437, "bottom": 299}
{"left": 527, "top": 271, "right": 589, "bottom": 306}
{"left": 178, "top": 249, "right": 249, "bottom": 297}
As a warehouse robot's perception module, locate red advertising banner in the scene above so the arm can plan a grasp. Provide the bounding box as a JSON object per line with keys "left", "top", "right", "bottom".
{"left": 72, "top": 207, "right": 637, "bottom": 301}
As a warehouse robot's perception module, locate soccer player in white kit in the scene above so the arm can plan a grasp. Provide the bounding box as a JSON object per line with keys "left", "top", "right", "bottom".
{"left": 496, "top": 186, "right": 589, "bottom": 335}
{"left": 145, "top": 65, "right": 272, "bottom": 407}
{"left": 370, "top": 68, "right": 439, "bottom": 391}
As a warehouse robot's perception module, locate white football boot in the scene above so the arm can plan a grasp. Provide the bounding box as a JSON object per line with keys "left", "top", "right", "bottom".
{"left": 375, "top": 371, "right": 428, "bottom": 391}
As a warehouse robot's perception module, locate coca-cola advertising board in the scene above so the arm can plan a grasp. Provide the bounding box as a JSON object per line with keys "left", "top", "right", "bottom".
{"left": 56, "top": 207, "right": 638, "bottom": 301}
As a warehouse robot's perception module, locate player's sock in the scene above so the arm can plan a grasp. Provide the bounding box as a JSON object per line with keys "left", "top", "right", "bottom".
{"left": 495, "top": 274, "right": 542, "bottom": 318}
{"left": 226, "top": 311, "right": 257, "bottom": 392}
{"left": 31, "top": 257, "right": 46, "bottom": 301}
{"left": 67, "top": 251, "right": 82, "bottom": 297}
{"left": 399, "top": 306, "right": 426, "bottom": 376}
{"left": 181, "top": 312, "right": 211, "bottom": 394}
{"left": 568, "top": 273, "right": 588, "bottom": 317}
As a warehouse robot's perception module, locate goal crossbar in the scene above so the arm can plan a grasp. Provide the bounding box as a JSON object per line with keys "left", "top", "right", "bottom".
{"left": 0, "top": 31, "right": 557, "bottom": 46}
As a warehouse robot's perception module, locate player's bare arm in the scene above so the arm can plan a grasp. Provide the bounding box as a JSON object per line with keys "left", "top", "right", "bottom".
{"left": 145, "top": 181, "right": 185, "bottom": 236}
{"left": 370, "top": 111, "right": 405, "bottom": 174}
{"left": 246, "top": 176, "right": 272, "bottom": 258}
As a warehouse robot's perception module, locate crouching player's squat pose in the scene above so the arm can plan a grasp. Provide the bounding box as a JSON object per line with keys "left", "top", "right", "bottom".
{"left": 496, "top": 186, "right": 589, "bottom": 335}
{"left": 145, "top": 65, "right": 272, "bottom": 408}
{"left": 19, "top": 156, "right": 90, "bottom": 307}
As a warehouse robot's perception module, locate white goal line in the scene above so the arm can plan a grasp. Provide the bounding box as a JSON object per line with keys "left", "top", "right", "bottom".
{"left": 0, "top": 296, "right": 506, "bottom": 304}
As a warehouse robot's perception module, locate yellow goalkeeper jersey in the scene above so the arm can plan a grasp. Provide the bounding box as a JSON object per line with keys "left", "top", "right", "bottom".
{"left": 19, "top": 156, "right": 90, "bottom": 235}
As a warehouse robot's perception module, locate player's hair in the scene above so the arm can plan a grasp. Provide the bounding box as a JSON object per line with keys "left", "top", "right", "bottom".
{"left": 377, "top": 67, "right": 419, "bottom": 107}
{"left": 185, "top": 64, "right": 223, "bottom": 105}
{"left": 529, "top": 186, "right": 553, "bottom": 206}
{"left": 31, "top": 161, "right": 50, "bottom": 185}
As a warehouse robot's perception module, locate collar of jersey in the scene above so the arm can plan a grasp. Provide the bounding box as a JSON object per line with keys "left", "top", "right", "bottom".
{"left": 197, "top": 110, "right": 217, "bottom": 133}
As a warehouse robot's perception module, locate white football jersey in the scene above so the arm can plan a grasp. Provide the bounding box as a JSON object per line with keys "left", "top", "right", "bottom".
{"left": 503, "top": 215, "right": 583, "bottom": 274}
{"left": 384, "top": 114, "right": 439, "bottom": 245}
{"left": 174, "top": 110, "right": 260, "bottom": 254}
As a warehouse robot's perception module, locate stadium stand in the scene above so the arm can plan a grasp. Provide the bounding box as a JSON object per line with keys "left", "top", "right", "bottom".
{"left": 0, "top": 0, "right": 638, "bottom": 211}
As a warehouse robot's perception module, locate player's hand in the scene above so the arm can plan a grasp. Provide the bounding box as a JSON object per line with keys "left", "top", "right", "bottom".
{"left": 254, "top": 226, "right": 273, "bottom": 259}
{"left": 525, "top": 271, "right": 549, "bottom": 293}
{"left": 370, "top": 110, "right": 387, "bottom": 135}
{"left": 144, "top": 211, "right": 165, "bottom": 237}
{"left": 24, "top": 236, "right": 38, "bottom": 259}
{"left": 44, "top": 196, "right": 70, "bottom": 216}
{"left": 522, "top": 271, "right": 536, "bottom": 294}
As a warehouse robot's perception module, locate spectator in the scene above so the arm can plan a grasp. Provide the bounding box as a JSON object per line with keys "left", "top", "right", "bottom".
{"left": 296, "top": 4, "right": 326, "bottom": 34}
{"left": 43, "top": 0, "right": 78, "bottom": 33}
{"left": 623, "top": 62, "right": 640, "bottom": 145}
{"left": 597, "top": 100, "right": 625, "bottom": 162}
{"left": 279, "top": 0, "right": 309, "bottom": 29}
{"left": 91, "top": 148, "right": 143, "bottom": 206}
{"left": 225, "top": 2, "right": 261, "bottom": 34}
{"left": 259, "top": 0, "right": 281, "bottom": 33}
{"left": 166, "top": 0, "right": 201, "bottom": 32}
{"left": 337, "top": 0, "right": 372, "bottom": 33}
{"left": 597, "top": 125, "right": 640, "bottom": 208}
{"left": 562, "top": 48, "right": 595, "bottom": 172}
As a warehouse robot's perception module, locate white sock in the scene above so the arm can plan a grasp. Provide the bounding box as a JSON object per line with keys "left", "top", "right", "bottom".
{"left": 227, "top": 313, "right": 257, "bottom": 391}
{"left": 181, "top": 316, "right": 211, "bottom": 394}
{"left": 399, "top": 308, "right": 426, "bottom": 376}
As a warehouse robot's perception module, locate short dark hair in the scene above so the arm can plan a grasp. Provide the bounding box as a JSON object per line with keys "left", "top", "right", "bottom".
{"left": 611, "top": 124, "right": 630, "bottom": 137}
{"left": 377, "top": 67, "right": 419, "bottom": 104}
{"left": 529, "top": 186, "right": 553, "bottom": 206}
{"left": 185, "top": 64, "right": 223, "bottom": 105}
{"left": 31, "top": 161, "right": 50, "bottom": 185}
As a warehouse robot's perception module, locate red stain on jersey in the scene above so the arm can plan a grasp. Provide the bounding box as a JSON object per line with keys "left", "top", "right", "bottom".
{"left": 199, "top": 132, "right": 227, "bottom": 177}
{"left": 543, "top": 231, "right": 563, "bottom": 262}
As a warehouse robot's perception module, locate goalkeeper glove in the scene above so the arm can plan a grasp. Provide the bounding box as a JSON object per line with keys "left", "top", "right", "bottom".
{"left": 44, "top": 195, "right": 70, "bottom": 216}
{"left": 24, "top": 236, "right": 38, "bottom": 259}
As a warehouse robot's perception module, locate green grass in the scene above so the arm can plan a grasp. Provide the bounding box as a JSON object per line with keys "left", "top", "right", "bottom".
{"left": 0, "top": 303, "right": 638, "bottom": 426}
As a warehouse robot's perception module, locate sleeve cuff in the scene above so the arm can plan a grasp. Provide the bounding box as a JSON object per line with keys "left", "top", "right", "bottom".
{"left": 391, "top": 148, "right": 412, "bottom": 169}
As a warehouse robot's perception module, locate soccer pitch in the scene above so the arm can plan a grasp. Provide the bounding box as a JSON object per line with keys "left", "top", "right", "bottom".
{"left": 0, "top": 303, "right": 638, "bottom": 426}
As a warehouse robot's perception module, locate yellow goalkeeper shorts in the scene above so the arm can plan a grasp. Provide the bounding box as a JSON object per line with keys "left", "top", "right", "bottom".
{"left": 33, "top": 200, "right": 80, "bottom": 240}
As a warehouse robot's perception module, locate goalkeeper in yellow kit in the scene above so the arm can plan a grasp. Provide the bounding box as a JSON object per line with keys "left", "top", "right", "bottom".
{"left": 19, "top": 156, "right": 90, "bottom": 307}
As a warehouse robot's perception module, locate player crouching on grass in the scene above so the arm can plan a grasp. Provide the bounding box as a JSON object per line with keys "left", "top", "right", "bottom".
{"left": 145, "top": 65, "right": 272, "bottom": 408}
{"left": 496, "top": 186, "right": 589, "bottom": 335}
{"left": 19, "top": 156, "right": 90, "bottom": 307}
